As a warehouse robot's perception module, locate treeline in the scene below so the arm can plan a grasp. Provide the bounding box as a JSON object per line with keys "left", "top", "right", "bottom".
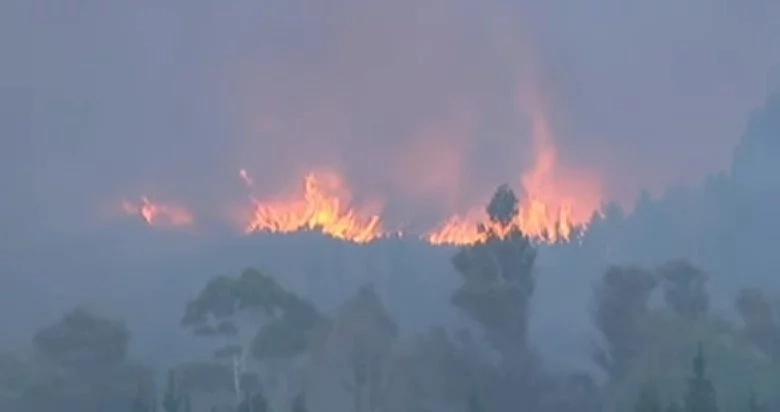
{"left": 2, "top": 185, "right": 780, "bottom": 412}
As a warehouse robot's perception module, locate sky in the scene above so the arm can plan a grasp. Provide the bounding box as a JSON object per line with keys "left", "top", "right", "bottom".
{"left": 2, "top": 0, "right": 779, "bottom": 240}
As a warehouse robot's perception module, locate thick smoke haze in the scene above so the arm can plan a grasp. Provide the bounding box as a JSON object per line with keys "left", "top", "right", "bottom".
{"left": 3, "top": 0, "right": 779, "bottom": 239}
{"left": 4, "top": 3, "right": 780, "bottom": 411}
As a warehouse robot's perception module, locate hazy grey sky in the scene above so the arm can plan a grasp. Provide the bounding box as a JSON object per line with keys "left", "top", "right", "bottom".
{"left": 3, "top": 0, "right": 779, "bottom": 237}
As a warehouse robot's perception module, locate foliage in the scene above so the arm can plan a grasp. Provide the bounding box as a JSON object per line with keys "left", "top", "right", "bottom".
{"left": 6, "top": 306, "right": 152, "bottom": 411}
{"left": 162, "top": 369, "right": 186, "bottom": 412}
{"left": 176, "top": 361, "right": 234, "bottom": 394}
{"left": 592, "top": 265, "right": 657, "bottom": 379}
{"left": 467, "top": 392, "right": 483, "bottom": 412}
{"left": 291, "top": 393, "right": 307, "bottom": 412}
{"left": 658, "top": 260, "right": 709, "bottom": 321}
{"left": 634, "top": 383, "right": 661, "bottom": 412}
{"left": 735, "top": 288, "right": 780, "bottom": 358}
{"left": 486, "top": 184, "right": 518, "bottom": 226}
{"left": 451, "top": 184, "right": 537, "bottom": 362}
{"left": 33, "top": 306, "right": 131, "bottom": 379}
{"left": 604, "top": 310, "right": 780, "bottom": 412}
{"left": 131, "top": 380, "right": 156, "bottom": 412}
{"left": 338, "top": 286, "right": 398, "bottom": 412}
{"left": 181, "top": 267, "right": 323, "bottom": 405}
{"left": 683, "top": 342, "right": 718, "bottom": 412}
{"left": 182, "top": 268, "right": 322, "bottom": 361}
{"left": 235, "top": 390, "right": 269, "bottom": 412}
{"left": 0, "top": 353, "right": 30, "bottom": 399}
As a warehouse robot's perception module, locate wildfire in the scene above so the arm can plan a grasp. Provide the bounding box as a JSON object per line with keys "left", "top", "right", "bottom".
{"left": 115, "top": 102, "right": 600, "bottom": 245}
{"left": 121, "top": 196, "right": 194, "bottom": 227}
{"left": 425, "top": 201, "right": 580, "bottom": 246}
{"left": 426, "top": 108, "right": 601, "bottom": 246}
{"left": 241, "top": 170, "right": 384, "bottom": 244}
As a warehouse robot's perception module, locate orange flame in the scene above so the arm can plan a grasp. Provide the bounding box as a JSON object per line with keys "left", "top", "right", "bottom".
{"left": 121, "top": 196, "right": 194, "bottom": 227}
{"left": 426, "top": 109, "right": 601, "bottom": 246}
{"left": 242, "top": 170, "right": 384, "bottom": 243}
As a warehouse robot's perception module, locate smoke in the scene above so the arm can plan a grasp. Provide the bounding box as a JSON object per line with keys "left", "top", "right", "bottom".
{"left": 3, "top": 0, "right": 779, "bottom": 237}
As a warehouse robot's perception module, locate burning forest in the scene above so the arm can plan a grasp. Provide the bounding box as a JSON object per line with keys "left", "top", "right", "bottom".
{"left": 116, "top": 108, "right": 602, "bottom": 247}
{"left": 6, "top": 1, "right": 779, "bottom": 411}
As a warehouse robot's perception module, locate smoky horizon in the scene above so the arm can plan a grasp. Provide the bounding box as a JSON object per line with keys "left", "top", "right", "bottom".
{"left": 3, "top": 2, "right": 780, "bottom": 412}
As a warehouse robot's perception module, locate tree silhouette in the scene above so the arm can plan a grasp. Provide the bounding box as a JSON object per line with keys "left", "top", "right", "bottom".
{"left": 33, "top": 306, "right": 131, "bottom": 382}
{"left": 162, "top": 369, "right": 184, "bottom": 412}
{"left": 735, "top": 288, "right": 780, "bottom": 357}
{"left": 29, "top": 306, "right": 146, "bottom": 410}
{"left": 658, "top": 260, "right": 709, "bottom": 321}
{"left": 328, "top": 286, "right": 399, "bottom": 412}
{"left": 131, "top": 379, "right": 156, "bottom": 412}
{"left": 182, "top": 268, "right": 322, "bottom": 402}
{"left": 467, "top": 392, "right": 483, "bottom": 412}
{"left": 486, "top": 184, "right": 518, "bottom": 226}
{"left": 451, "top": 185, "right": 536, "bottom": 362}
{"left": 291, "top": 393, "right": 308, "bottom": 412}
{"left": 592, "top": 265, "right": 657, "bottom": 378}
{"left": 634, "top": 383, "right": 661, "bottom": 412}
{"left": 683, "top": 342, "right": 718, "bottom": 412}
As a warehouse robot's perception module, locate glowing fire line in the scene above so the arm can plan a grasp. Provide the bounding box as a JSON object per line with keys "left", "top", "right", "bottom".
{"left": 117, "top": 110, "right": 599, "bottom": 244}
{"left": 425, "top": 109, "right": 599, "bottom": 246}
{"left": 241, "top": 170, "right": 384, "bottom": 244}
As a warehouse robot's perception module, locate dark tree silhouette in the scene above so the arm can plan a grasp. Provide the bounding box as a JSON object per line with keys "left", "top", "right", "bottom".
{"left": 291, "top": 393, "right": 308, "bottom": 412}
{"left": 467, "top": 392, "right": 483, "bottom": 412}
{"left": 735, "top": 288, "right": 780, "bottom": 357}
{"left": 634, "top": 383, "right": 662, "bottom": 412}
{"left": 27, "top": 306, "right": 148, "bottom": 411}
{"left": 162, "top": 369, "right": 185, "bottom": 412}
{"left": 236, "top": 390, "right": 269, "bottom": 412}
{"left": 132, "top": 379, "right": 156, "bottom": 412}
{"left": 486, "top": 184, "right": 518, "bottom": 226}
{"left": 658, "top": 260, "right": 709, "bottom": 321}
{"left": 33, "top": 306, "right": 131, "bottom": 381}
{"left": 683, "top": 342, "right": 718, "bottom": 412}
{"left": 182, "top": 268, "right": 322, "bottom": 402}
{"left": 451, "top": 185, "right": 537, "bottom": 362}
{"left": 326, "top": 285, "right": 399, "bottom": 412}
{"left": 592, "top": 266, "right": 657, "bottom": 378}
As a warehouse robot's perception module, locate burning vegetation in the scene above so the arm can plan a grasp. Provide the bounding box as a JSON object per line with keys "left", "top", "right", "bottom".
{"left": 427, "top": 111, "right": 600, "bottom": 246}
{"left": 121, "top": 196, "right": 194, "bottom": 228}
{"left": 115, "top": 111, "right": 601, "bottom": 245}
{"left": 241, "top": 171, "right": 384, "bottom": 244}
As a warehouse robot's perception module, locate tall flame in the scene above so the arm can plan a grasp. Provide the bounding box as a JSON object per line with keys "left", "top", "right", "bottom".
{"left": 426, "top": 109, "right": 601, "bottom": 246}
{"left": 242, "top": 170, "right": 384, "bottom": 243}
{"left": 121, "top": 196, "right": 194, "bottom": 227}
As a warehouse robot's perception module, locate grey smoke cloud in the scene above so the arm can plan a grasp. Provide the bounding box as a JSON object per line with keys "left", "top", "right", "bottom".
{"left": 2, "top": 0, "right": 779, "bottom": 237}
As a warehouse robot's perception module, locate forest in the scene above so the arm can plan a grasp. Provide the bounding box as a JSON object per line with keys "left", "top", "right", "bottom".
{"left": 2, "top": 85, "right": 780, "bottom": 412}
{"left": 2, "top": 181, "right": 777, "bottom": 412}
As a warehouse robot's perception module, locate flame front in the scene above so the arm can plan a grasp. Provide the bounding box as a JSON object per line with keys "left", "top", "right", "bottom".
{"left": 121, "top": 196, "right": 193, "bottom": 227}
{"left": 426, "top": 108, "right": 601, "bottom": 246}
{"left": 243, "top": 171, "right": 384, "bottom": 243}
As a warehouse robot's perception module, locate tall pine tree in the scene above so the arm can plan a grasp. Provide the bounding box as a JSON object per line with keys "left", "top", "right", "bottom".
{"left": 162, "top": 369, "right": 183, "bottom": 412}
{"left": 683, "top": 342, "right": 718, "bottom": 412}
